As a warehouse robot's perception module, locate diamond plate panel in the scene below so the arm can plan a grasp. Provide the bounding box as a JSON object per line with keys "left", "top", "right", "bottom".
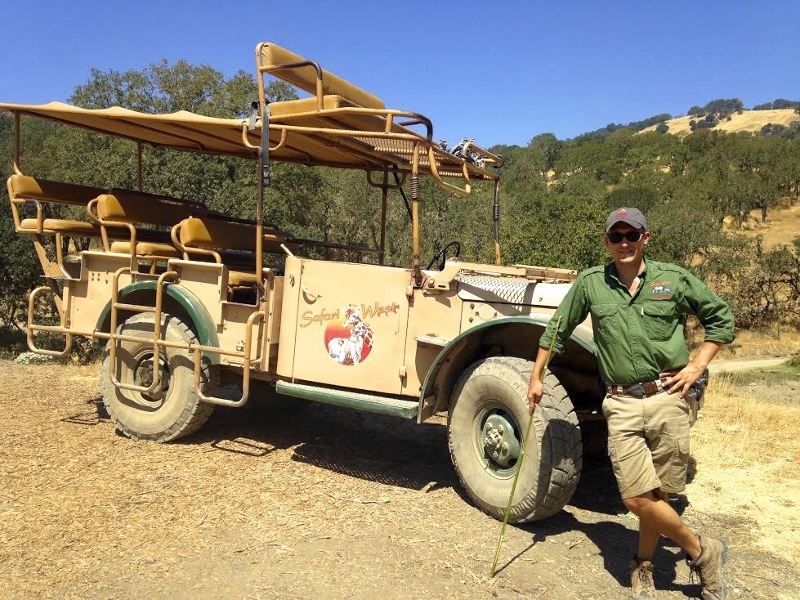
{"left": 456, "top": 274, "right": 534, "bottom": 304}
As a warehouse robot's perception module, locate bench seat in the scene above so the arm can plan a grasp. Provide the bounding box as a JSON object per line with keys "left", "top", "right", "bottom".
{"left": 269, "top": 95, "right": 410, "bottom": 136}
{"left": 173, "top": 216, "right": 292, "bottom": 288}
{"left": 88, "top": 192, "right": 212, "bottom": 259}
{"left": 8, "top": 173, "right": 106, "bottom": 235}
{"left": 9, "top": 172, "right": 289, "bottom": 279}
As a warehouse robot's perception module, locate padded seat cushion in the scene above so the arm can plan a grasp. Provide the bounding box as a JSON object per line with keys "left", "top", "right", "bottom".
{"left": 269, "top": 95, "right": 359, "bottom": 117}
{"left": 110, "top": 241, "right": 180, "bottom": 257}
{"left": 19, "top": 218, "right": 97, "bottom": 235}
{"left": 268, "top": 95, "right": 407, "bottom": 138}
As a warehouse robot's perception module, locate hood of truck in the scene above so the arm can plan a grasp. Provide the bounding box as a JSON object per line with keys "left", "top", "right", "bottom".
{"left": 456, "top": 273, "right": 572, "bottom": 308}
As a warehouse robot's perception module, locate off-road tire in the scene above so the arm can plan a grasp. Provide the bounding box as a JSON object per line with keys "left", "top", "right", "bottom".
{"left": 101, "top": 312, "right": 215, "bottom": 442}
{"left": 448, "top": 356, "right": 582, "bottom": 523}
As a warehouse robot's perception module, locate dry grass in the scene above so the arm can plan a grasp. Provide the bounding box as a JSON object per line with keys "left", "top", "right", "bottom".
{"left": 689, "top": 374, "right": 800, "bottom": 566}
{"left": 725, "top": 201, "right": 800, "bottom": 250}
{"left": 717, "top": 328, "right": 800, "bottom": 360}
{"left": 640, "top": 108, "right": 799, "bottom": 137}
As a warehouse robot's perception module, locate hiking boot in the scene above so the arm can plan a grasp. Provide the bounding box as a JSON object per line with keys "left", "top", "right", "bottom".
{"left": 687, "top": 535, "right": 729, "bottom": 600}
{"left": 630, "top": 557, "right": 657, "bottom": 599}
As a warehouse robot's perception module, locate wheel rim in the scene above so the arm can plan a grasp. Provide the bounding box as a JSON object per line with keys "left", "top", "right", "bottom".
{"left": 131, "top": 351, "right": 171, "bottom": 406}
{"left": 475, "top": 404, "right": 523, "bottom": 477}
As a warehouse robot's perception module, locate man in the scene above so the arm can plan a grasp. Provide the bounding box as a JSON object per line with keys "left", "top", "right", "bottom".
{"left": 527, "top": 207, "right": 735, "bottom": 600}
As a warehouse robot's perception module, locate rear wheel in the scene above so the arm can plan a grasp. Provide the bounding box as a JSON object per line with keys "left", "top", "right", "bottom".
{"left": 101, "top": 312, "right": 215, "bottom": 442}
{"left": 448, "top": 357, "right": 582, "bottom": 523}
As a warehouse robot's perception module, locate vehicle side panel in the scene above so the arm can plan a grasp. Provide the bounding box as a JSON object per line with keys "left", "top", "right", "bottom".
{"left": 66, "top": 252, "right": 135, "bottom": 333}
{"left": 403, "top": 288, "right": 463, "bottom": 395}
{"left": 278, "top": 258, "right": 411, "bottom": 394}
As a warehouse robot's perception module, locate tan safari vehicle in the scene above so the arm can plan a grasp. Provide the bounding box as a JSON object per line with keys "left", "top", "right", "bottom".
{"left": 2, "top": 43, "right": 602, "bottom": 523}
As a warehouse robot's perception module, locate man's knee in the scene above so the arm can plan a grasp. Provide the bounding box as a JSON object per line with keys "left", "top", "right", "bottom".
{"left": 623, "top": 489, "right": 662, "bottom": 514}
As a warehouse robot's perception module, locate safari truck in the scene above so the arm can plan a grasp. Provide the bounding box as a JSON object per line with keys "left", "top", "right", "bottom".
{"left": 1, "top": 43, "right": 602, "bottom": 524}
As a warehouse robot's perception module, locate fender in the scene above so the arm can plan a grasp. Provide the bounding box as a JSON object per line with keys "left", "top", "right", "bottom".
{"left": 95, "top": 280, "right": 219, "bottom": 353}
{"left": 417, "top": 315, "right": 596, "bottom": 422}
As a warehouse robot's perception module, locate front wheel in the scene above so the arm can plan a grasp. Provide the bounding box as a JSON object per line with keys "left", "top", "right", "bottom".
{"left": 101, "top": 312, "right": 215, "bottom": 442}
{"left": 448, "top": 357, "right": 582, "bottom": 523}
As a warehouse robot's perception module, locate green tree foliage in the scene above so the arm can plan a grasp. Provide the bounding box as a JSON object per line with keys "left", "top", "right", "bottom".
{"left": 703, "top": 98, "right": 744, "bottom": 118}
{"left": 751, "top": 99, "right": 800, "bottom": 111}
{"left": 0, "top": 115, "right": 44, "bottom": 339}
{"left": 576, "top": 113, "right": 673, "bottom": 139}
{"left": 699, "top": 236, "right": 800, "bottom": 329}
{"left": 71, "top": 61, "right": 260, "bottom": 117}
{"left": 2, "top": 59, "right": 800, "bottom": 347}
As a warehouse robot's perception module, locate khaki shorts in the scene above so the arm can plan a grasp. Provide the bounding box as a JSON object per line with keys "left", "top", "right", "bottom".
{"left": 602, "top": 390, "right": 691, "bottom": 499}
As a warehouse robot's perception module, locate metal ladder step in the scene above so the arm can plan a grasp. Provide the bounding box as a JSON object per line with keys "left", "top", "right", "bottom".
{"left": 275, "top": 381, "right": 419, "bottom": 419}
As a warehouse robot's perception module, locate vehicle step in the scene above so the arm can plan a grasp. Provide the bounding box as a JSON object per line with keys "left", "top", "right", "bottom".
{"left": 275, "top": 381, "right": 418, "bottom": 419}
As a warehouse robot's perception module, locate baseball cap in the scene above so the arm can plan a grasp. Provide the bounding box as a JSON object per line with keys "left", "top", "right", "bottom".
{"left": 605, "top": 207, "right": 647, "bottom": 233}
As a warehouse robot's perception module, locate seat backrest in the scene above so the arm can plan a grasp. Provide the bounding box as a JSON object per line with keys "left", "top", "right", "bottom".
{"left": 179, "top": 216, "right": 258, "bottom": 253}
{"left": 96, "top": 193, "right": 206, "bottom": 227}
{"left": 179, "top": 216, "right": 290, "bottom": 253}
{"left": 257, "top": 43, "right": 385, "bottom": 110}
{"left": 8, "top": 174, "right": 105, "bottom": 205}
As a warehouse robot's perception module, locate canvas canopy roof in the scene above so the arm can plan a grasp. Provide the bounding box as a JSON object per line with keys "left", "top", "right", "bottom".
{"left": 1, "top": 99, "right": 500, "bottom": 194}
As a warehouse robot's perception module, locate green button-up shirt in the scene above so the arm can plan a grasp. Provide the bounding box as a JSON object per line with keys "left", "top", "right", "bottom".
{"left": 540, "top": 259, "right": 735, "bottom": 385}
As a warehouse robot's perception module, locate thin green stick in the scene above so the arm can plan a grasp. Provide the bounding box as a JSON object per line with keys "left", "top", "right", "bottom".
{"left": 489, "top": 315, "right": 562, "bottom": 577}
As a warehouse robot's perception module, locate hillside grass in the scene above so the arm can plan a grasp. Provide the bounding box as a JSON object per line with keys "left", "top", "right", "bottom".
{"left": 641, "top": 108, "right": 799, "bottom": 137}
{"left": 725, "top": 200, "right": 800, "bottom": 249}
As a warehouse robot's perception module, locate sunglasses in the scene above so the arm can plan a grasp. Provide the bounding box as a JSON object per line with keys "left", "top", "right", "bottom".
{"left": 607, "top": 231, "right": 643, "bottom": 243}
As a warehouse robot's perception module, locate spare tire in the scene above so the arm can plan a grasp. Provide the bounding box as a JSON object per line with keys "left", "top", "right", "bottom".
{"left": 101, "top": 312, "right": 216, "bottom": 442}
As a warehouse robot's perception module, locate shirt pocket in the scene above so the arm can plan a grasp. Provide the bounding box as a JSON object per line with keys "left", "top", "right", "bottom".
{"left": 641, "top": 302, "right": 678, "bottom": 340}
{"left": 590, "top": 303, "right": 620, "bottom": 338}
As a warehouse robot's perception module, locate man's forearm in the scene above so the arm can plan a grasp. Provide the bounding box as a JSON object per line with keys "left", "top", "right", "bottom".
{"left": 690, "top": 341, "right": 723, "bottom": 371}
{"left": 529, "top": 347, "right": 552, "bottom": 385}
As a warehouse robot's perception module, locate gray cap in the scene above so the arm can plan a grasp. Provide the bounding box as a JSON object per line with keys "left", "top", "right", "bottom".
{"left": 605, "top": 207, "right": 647, "bottom": 233}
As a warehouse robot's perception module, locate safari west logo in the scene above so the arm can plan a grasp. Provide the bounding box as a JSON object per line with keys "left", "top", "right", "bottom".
{"left": 650, "top": 280, "right": 673, "bottom": 300}
{"left": 323, "top": 307, "right": 373, "bottom": 365}
{"left": 301, "top": 301, "right": 400, "bottom": 366}
{"left": 300, "top": 301, "right": 400, "bottom": 328}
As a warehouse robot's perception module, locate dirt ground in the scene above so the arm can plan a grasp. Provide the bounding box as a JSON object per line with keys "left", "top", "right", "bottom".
{"left": 0, "top": 359, "right": 798, "bottom": 600}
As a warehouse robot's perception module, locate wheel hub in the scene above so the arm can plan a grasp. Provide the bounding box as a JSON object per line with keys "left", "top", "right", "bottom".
{"left": 134, "top": 355, "right": 170, "bottom": 397}
{"left": 481, "top": 413, "right": 521, "bottom": 468}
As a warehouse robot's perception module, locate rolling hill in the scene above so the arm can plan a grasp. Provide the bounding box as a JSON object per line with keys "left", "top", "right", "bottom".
{"left": 641, "top": 108, "right": 799, "bottom": 137}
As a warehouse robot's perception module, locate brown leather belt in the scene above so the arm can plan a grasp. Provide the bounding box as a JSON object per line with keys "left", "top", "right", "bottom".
{"left": 606, "top": 370, "right": 681, "bottom": 399}
{"left": 606, "top": 380, "right": 663, "bottom": 398}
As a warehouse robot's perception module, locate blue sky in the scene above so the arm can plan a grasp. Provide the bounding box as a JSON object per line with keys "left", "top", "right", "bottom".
{"left": 2, "top": 0, "right": 798, "bottom": 148}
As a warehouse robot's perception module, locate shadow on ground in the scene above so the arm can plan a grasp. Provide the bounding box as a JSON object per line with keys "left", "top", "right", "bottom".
{"left": 204, "top": 397, "right": 456, "bottom": 493}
